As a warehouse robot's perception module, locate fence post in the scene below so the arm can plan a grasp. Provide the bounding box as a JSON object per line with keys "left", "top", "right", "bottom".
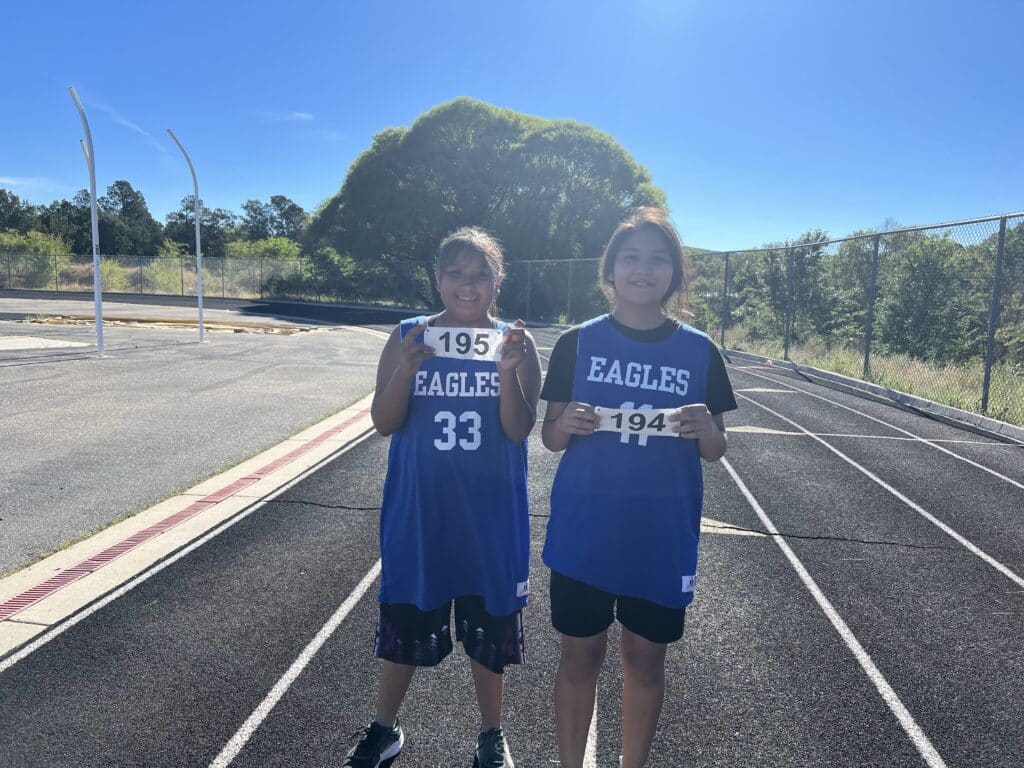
{"left": 525, "top": 261, "right": 532, "bottom": 321}
{"left": 259, "top": 257, "right": 264, "bottom": 300}
{"left": 981, "top": 217, "right": 1007, "bottom": 415}
{"left": 784, "top": 247, "right": 793, "bottom": 360}
{"left": 137, "top": 255, "right": 143, "bottom": 294}
{"left": 54, "top": 253, "right": 59, "bottom": 292}
{"left": 720, "top": 252, "right": 731, "bottom": 349}
{"left": 180, "top": 257, "right": 185, "bottom": 296}
{"left": 863, "top": 235, "right": 881, "bottom": 378}
{"left": 566, "top": 260, "right": 574, "bottom": 323}
{"left": 7, "top": 252, "right": 11, "bottom": 289}
{"left": 221, "top": 258, "right": 226, "bottom": 298}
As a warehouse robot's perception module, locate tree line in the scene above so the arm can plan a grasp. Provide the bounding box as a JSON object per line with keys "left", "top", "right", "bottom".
{"left": 0, "top": 184, "right": 310, "bottom": 261}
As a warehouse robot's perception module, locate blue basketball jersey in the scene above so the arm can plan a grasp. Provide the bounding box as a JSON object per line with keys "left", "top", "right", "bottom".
{"left": 379, "top": 316, "right": 530, "bottom": 617}
{"left": 543, "top": 315, "right": 710, "bottom": 609}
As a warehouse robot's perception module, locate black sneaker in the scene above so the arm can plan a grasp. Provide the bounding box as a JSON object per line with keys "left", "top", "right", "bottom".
{"left": 472, "top": 727, "right": 514, "bottom": 768}
{"left": 342, "top": 720, "right": 404, "bottom": 767}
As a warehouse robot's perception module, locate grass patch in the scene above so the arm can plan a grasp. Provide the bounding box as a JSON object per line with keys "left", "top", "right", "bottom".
{"left": 729, "top": 333, "right": 1024, "bottom": 427}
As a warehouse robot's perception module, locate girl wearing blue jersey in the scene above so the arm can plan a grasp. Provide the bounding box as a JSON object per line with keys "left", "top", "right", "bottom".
{"left": 540, "top": 208, "right": 737, "bottom": 768}
{"left": 344, "top": 227, "right": 541, "bottom": 768}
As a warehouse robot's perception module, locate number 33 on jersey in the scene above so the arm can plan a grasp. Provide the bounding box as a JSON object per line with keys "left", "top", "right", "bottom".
{"left": 434, "top": 410, "right": 482, "bottom": 451}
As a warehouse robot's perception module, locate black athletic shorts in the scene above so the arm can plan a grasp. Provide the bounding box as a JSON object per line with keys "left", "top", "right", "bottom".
{"left": 549, "top": 570, "right": 686, "bottom": 644}
{"left": 374, "top": 596, "right": 525, "bottom": 674}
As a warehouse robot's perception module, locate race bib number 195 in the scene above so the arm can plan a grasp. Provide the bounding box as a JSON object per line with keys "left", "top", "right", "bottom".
{"left": 423, "top": 327, "right": 504, "bottom": 361}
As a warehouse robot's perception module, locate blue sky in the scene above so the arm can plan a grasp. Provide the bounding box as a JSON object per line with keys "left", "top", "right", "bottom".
{"left": 1, "top": 0, "right": 1020, "bottom": 251}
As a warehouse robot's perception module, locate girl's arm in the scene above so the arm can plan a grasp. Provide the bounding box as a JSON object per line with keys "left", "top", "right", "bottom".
{"left": 541, "top": 400, "right": 598, "bottom": 452}
{"left": 669, "top": 405, "right": 727, "bottom": 461}
{"left": 371, "top": 323, "right": 434, "bottom": 436}
{"left": 496, "top": 322, "right": 542, "bottom": 442}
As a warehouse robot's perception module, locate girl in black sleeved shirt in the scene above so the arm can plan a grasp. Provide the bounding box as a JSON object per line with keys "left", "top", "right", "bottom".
{"left": 539, "top": 208, "right": 737, "bottom": 768}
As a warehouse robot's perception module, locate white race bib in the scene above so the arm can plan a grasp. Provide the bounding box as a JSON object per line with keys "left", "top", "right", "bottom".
{"left": 594, "top": 406, "right": 679, "bottom": 438}
{"left": 423, "top": 327, "right": 506, "bottom": 361}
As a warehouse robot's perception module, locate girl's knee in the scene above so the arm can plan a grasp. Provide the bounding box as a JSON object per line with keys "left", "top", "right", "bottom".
{"left": 621, "top": 652, "right": 665, "bottom": 688}
{"left": 620, "top": 634, "right": 667, "bottom": 687}
{"left": 559, "top": 635, "right": 607, "bottom": 683}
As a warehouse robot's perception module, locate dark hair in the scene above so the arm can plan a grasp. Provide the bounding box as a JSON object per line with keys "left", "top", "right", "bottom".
{"left": 597, "top": 207, "right": 687, "bottom": 305}
{"left": 436, "top": 226, "right": 505, "bottom": 284}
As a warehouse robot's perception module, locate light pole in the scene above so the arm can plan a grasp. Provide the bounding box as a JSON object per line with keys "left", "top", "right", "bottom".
{"left": 68, "top": 86, "right": 103, "bottom": 355}
{"left": 167, "top": 129, "right": 205, "bottom": 342}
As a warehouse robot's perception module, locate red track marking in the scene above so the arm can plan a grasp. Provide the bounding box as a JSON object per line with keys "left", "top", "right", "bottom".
{"left": 0, "top": 408, "right": 372, "bottom": 623}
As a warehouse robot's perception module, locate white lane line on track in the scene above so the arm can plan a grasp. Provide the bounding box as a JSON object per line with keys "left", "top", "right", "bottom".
{"left": 730, "top": 426, "right": 1010, "bottom": 444}
{"left": 209, "top": 560, "right": 382, "bottom": 768}
{"left": 0, "top": 430, "right": 378, "bottom": 674}
{"left": 737, "top": 393, "right": 1024, "bottom": 589}
{"left": 729, "top": 364, "right": 1024, "bottom": 491}
{"left": 584, "top": 704, "right": 598, "bottom": 767}
{"left": 720, "top": 457, "right": 949, "bottom": 768}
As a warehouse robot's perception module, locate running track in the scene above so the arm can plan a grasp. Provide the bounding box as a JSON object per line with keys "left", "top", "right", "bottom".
{"left": 1, "top": 322, "right": 1022, "bottom": 767}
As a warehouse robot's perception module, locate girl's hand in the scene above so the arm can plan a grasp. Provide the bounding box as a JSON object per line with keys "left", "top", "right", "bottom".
{"left": 397, "top": 323, "right": 435, "bottom": 377}
{"left": 558, "top": 401, "right": 599, "bottom": 436}
{"left": 497, "top": 320, "right": 529, "bottom": 373}
{"left": 669, "top": 404, "right": 716, "bottom": 440}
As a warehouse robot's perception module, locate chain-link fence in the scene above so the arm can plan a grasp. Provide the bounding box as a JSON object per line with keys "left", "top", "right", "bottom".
{"left": 500, "top": 258, "right": 604, "bottom": 323}
{"left": 688, "top": 214, "right": 1024, "bottom": 427}
{"left": 0, "top": 254, "right": 347, "bottom": 303}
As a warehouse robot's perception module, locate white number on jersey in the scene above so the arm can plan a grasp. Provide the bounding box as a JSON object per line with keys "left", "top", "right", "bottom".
{"left": 434, "top": 410, "right": 482, "bottom": 451}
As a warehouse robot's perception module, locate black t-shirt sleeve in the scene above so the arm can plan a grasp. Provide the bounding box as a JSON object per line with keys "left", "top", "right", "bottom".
{"left": 705, "top": 341, "right": 738, "bottom": 414}
{"left": 539, "top": 327, "right": 580, "bottom": 402}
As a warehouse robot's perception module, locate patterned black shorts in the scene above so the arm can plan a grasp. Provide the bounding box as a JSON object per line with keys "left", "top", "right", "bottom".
{"left": 374, "top": 596, "right": 525, "bottom": 674}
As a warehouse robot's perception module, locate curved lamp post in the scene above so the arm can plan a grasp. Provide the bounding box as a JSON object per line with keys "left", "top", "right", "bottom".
{"left": 68, "top": 86, "right": 103, "bottom": 355}
{"left": 166, "top": 129, "right": 205, "bottom": 342}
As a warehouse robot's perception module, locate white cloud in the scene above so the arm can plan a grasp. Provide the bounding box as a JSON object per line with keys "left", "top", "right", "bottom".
{"left": 258, "top": 111, "right": 315, "bottom": 122}
{"left": 87, "top": 100, "right": 169, "bottom": 156}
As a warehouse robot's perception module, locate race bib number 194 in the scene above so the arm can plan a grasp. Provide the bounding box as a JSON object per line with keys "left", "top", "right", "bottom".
{"left": 423, "top": 327, "right": 505, "bottom": 361}
{"left": 594, "top": 406, "right": 678, "bottom": 438}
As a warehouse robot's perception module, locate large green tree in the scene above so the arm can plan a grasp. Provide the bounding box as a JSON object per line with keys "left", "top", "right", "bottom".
{"left": 98, "top": 180, "right": 163, "bottom": 256}
{"left": 164, "top": 196, "right": 238, "bottom": 259}
{"left": 306, "top": 98, "right": 664, "bottom": 317}
{"left": 239, "top": 199, "right": 273, "bottom": 241}
{"left": 240, "top": 196, "right": 308, "bottom": 242}
{"left": 37, "top": 192, "right": 93, "bottom": 255}
{"left": 0, "top": 189, "right": 40, "bottom": 232}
